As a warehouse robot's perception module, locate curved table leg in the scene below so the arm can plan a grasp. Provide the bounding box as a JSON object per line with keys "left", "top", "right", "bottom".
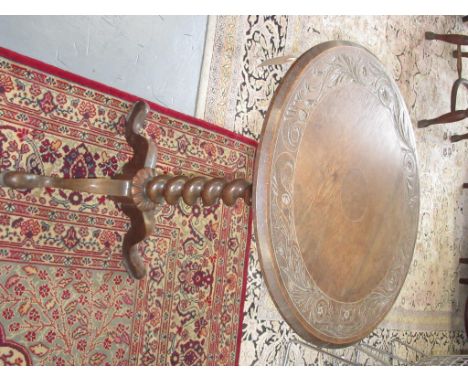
{"left": 0, "top": 171, "right": 131, "bottom": 198}
{"left": 120, "top": 100, "right": 157, "bottom": 176}
{"left": 116, "top": 101, "right": 158, "bottom": 278}
{"left": 121, "top": 205, "right": 155, "bottom": 279}
{"left": 0, "top": 100, "right": 157, "bottom": 280}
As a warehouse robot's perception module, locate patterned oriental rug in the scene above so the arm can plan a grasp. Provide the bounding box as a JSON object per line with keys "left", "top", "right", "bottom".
{"left": 197, "top": 16, "right": 468, "bottom": 365}
{"left": 0, "top": 47, "right": 256, "bottom": 365}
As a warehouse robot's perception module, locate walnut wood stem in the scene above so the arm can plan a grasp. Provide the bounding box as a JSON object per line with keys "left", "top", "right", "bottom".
{"left": 146, "top": 175, "right": 252, "bottom": 207}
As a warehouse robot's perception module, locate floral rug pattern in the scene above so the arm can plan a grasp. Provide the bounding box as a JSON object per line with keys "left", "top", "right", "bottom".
{"left": 0, "top": 48, "right": 256, "bottom": 365}
{"left": 197, "top": 15, "right": 468, "bottom": 365}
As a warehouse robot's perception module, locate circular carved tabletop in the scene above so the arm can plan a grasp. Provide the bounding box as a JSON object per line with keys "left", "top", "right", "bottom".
{"left": 253, "top": 41, "right": 420, "bottom": 347}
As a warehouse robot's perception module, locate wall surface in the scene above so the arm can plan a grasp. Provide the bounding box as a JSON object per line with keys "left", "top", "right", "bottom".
{"left": 0, "top": 15, "right": 207, "bottom": 115}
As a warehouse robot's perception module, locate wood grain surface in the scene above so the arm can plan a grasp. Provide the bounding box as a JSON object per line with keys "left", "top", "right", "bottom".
{"left": 253, "top": 41, "right": 420, "bottom": 347}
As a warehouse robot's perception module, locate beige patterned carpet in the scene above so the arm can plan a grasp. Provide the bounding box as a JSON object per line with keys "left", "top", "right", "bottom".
{"left": 196, "top": 15, "right": 468, "bottom": 365}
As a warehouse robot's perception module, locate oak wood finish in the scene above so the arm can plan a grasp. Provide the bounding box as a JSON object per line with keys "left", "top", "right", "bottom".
{"left": 253, "top": 41, "right": 419, "bottom": 347}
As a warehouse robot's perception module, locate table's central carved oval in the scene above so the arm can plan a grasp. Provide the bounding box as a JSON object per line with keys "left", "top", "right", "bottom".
{"left": 293, "top": 84, "right": 403, "bottom": 303}
{"left": 340, "top": 168, "right": 368, "bottom": 222}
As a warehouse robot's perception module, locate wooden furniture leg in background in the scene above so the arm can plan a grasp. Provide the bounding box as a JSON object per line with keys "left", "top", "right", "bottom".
{"left": 450, "top": 132, "right": 468, "bottom": 143}
{"left": 418, "top": 32, "right": 468, "bottom": 129}
{"left": 0, "top": 101, "right": 252, "bottom": 279}
{"left": 418, "top": 109, "right": 468, "bottom": 128}
{"left": 453, "top": 51, "right": 468, "bottom": 59}
{"left": 425, "top": 32, "right": 468, "bottom": 46}
{"left": 451, "top": 78, "right": 468, "bottom": 112}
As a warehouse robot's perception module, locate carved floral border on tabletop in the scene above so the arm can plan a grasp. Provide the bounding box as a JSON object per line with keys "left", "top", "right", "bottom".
{"left": 270, "top": 47, "right": 419, "bottom": 339}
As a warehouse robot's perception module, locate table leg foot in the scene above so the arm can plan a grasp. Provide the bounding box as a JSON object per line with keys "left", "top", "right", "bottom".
{"left": 121, "top": 206, "right": 156, "bottom": 279}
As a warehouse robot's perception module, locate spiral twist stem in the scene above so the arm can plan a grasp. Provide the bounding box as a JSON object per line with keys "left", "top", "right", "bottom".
{"left": 145, "top": 175, "right": 252, "bottom": 207}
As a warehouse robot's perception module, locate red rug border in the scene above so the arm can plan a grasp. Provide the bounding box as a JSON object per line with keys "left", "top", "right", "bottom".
{"left": 0, "top": 45, "right": 256, "bottom": 366}
{"left": 0, "top": 46, "right": 258, "bottom": 148}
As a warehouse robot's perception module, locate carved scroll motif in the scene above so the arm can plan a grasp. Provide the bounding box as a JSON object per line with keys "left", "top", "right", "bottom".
{"left": 269, "top": 49, "right": 419, "bottom": 339}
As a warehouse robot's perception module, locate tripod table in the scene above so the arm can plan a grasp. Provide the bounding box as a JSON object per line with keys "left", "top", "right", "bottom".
{"left": 0, "top": 41, "right": 420, "bottom": 347}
